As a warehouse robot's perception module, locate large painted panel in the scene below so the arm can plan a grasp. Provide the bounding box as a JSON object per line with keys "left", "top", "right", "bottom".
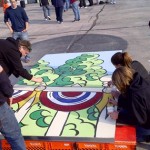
{"left": 12, "top": 51, "right": 121, "bottom": 142}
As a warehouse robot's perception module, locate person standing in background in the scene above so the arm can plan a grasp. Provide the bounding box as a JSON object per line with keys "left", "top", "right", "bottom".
{"left": 39, "top": 0, "right": 51, "bottom": 21}
{"left": 1, "top": 0, "right": 10, "bottom": 13}
{"left": 51, "top": 0, "right": 65, "bottom": 24}
{"left": 4, "top": 0, "right": 30, "bottom": 63}
{"left": 64, "top": 0, "right": 70, "bottom": 12}
{"left": 70, "top": 0, "right": 80, "bottom": 22}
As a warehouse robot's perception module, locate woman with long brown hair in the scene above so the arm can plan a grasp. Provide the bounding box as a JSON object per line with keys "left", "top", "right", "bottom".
{"left": 111, "top": 52, "right": 150, "bottom": 82}
{"left": 109, "top": 66, "right": 150, "bottom": 142}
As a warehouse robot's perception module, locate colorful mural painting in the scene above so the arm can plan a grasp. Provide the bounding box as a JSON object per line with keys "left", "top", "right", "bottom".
{"left": 12, "top": 51, "right": 121, "bottom": 142}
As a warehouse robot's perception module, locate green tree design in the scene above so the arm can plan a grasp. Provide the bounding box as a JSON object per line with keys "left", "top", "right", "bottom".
{"left": 30, "top": 109, "right": 52, "bottom": 128}
{"left": 18, "top": 54, "right": 107, "bottom": 87}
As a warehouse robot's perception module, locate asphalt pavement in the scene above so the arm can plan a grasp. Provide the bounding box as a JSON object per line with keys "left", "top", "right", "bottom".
{"left": 0, "top": 0, "right": 150, "bottom": 149}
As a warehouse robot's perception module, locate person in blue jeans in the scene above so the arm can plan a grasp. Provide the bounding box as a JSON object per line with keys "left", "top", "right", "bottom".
{"left": 0, "top": 65, "right": 26, "bottom": 150}
{"left": 39, "top": 0, "right": 51, "bottom": 20}
{"left": 71, "top": 0, "right": 80, "bottom": 22}
{"left": 4, "top": 0, "right": 30, "bottom": 63}
{"left": 64, "top": 0, "right": 70, "bottom": 12}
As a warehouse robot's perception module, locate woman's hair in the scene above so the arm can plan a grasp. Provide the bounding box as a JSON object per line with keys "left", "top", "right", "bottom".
{"left": 112, "top": 67, "right": 134, "bottom": 93}
{"left": 111, "top": 52, "right": 132, "bottom": 68}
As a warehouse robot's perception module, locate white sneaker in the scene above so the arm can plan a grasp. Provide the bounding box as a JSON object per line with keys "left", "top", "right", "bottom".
{"left": 111, "top": 1, "right": 116, "bottom": 4}
{"left": 45, "top": 18, "right": 48, "bottom": 21}
{"left": 48, "top": 16, "right": 51, "bottom": 20}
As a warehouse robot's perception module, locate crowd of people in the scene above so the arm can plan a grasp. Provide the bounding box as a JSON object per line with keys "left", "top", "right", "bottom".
{"left": 38, "top": 0, "right": 116, "bottom": 24}
{"left": 1, "top": 0, "right": 117, "bottom": 24}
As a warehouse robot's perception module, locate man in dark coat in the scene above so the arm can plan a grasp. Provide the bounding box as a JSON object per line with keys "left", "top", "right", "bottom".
{"left": 52, "top": 0, "right": 65, "bottom": 23}
{"left": 0, "top": 37, "right": 42, "bottom": 83}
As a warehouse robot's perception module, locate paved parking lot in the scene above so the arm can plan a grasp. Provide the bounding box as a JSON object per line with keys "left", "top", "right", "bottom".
{"left": 0, "top": 0, "right": 150, "bottom": 149}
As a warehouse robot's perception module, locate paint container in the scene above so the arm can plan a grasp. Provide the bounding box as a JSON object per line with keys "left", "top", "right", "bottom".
{"left": 107, "top": 106, "right": 114, "bottom": 113}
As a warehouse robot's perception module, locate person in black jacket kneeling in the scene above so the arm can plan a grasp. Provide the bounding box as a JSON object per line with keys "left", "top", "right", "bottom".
{"left": 108, "top": 67, "right": 150, "bottom": 142}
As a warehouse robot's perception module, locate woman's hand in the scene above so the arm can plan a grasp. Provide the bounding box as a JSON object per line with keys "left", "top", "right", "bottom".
{"left": 108, "top": 98, "right": 118, "bottom": 106}
{"left": 111, "top": 90, "right": 120, "bottom": 99}
{"left": 109, "top": 111, "right": 119, "bottom": 120}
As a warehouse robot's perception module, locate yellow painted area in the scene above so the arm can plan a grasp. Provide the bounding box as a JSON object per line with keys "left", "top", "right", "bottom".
{"left": 96, "top": 93, "right": 113, "bottom": 112}
{"left": 17, "top": 91, "right": 42, "bottom": 109}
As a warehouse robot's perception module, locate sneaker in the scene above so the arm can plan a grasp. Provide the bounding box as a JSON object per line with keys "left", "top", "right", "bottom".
{"left": 72, "top": 19, "right": 80, "bottom": 22}
{"left": 111, "top": 1, "right": 116, "bottom": 4}
{"left": 59, "top": 21, "right": 63, "bottom": 24}
{"left": 48, "top": 16, "right": 51, "bottom": 20}
{"left": 45, "top": 18, "right": 48, "bottom": 21}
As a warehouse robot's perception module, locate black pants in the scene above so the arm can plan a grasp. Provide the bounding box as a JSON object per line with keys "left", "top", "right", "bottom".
{"left": 88, "top": 0, "right": 93, "bottom": 6}
{"left": 79, "top": 0, "right": 86, "bottom": 7}
{"left": 55, "top": 6, "right": 64, "bottom": 22}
